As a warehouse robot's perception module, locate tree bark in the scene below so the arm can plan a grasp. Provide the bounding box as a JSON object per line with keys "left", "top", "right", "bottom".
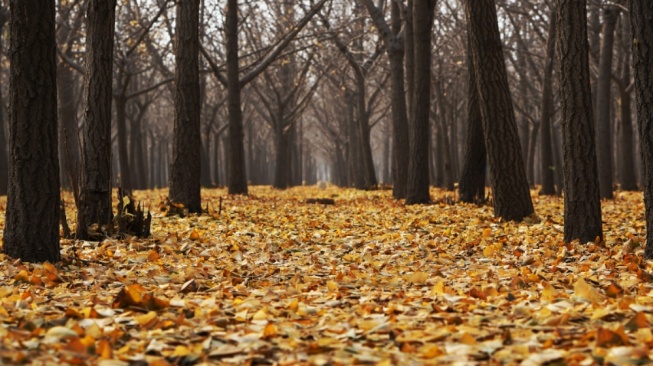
{"left": 226, "top": 0, "right": 247, "bottom": 195}
{"left": 405, "top": 0, "right": 436, "bottom": 205}
{"left": 77, "top": 0, "right": 117, "bottom": 239}
{"left": 619, "top": 15, "right": 637, "bottom": 191}
{"left": 170, "top": 0, "right": 201, "bottom": 212}
{"left": 629, "top": 0, "right": 653, "bottom": 257}
{"left": 465, "top": 0, "right": 534, "bottom": 220}
{"left": 595, "top": 6, "right": 619, "bottom": 199}
{"left": 556, "top": 0, "right": 603, "bottom": 243}
{"left": 4, "top": 0, "right": 60, "bottom": 262}
{"left": 539, "top": 8, "right": 557, "bottom": 196}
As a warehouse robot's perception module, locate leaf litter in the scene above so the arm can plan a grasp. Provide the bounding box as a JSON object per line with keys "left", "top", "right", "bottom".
{"left": 0, "top": 186, "right": 652, "bottom": 365}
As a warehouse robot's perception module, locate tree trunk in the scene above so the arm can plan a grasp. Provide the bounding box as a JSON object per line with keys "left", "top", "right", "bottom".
{"left": 595, "top": 6, "right": 619, "bottom": 199}
{"left": 4, "top": 0, "right": 60, "bottom": 262}
{"left": 465, "top": 0, "right": 534, "bottom": 220}
{"left": 405, "top": 0, "right": 436, "bottom": 204}
{"left": 619, "top": 23, "right": 637, "bottom": 191}
{"left": 115, "top": 94, "right": 132, "bottom": 190}
{"left": 169, "top": 0, "right": 201, "bottom": 212}
{"left": 0, "top": 14, "right": 8, "bottom": 196}
{"left": 630, "top": 0, "right": 653, "bottom": 257}
{"left": 77, "top": 0, "right": 117, "bottom": 239}
{"left": 459, "top": 31, "right": 486, "bottom": 204}
{"left": 226, "top": 0, "right": 247, "bottom": 195}
{"left": 57, "top": 64, "right": 80, "bottom": 190}
{"left": 539, "top": 8, "right": 557, "bottom": 196}
{"left": 556, "top": 0, "right": 603, "bottom": 243}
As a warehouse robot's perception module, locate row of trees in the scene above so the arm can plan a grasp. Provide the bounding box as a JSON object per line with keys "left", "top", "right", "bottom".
{"left": 4, "top": 0, "right": 653, "bottom": 262}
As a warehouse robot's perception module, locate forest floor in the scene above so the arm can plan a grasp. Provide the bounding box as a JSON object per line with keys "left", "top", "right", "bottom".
{"left": 0, "top": 186, "right": 652, "bottom": 365}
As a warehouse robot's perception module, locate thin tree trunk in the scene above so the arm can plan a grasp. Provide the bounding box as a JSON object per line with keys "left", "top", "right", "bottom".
{"left": 540, "top": 8, "right": 557, "bottom": 195}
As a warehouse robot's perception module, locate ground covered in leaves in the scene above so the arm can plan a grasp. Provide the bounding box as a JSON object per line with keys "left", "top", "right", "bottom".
{"left": 1, "top": 186, "right": 653, "bottom": 365}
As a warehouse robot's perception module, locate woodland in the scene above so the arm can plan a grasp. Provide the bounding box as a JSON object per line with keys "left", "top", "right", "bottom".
{"left": 3, "top": 0, "right": 653, "bottom": 364}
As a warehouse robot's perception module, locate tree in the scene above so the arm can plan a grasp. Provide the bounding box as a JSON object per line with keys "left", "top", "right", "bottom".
{"left": 169, "top": 0, "right": 201, "bottom": 213}
{"left": 556, "top": 0, "right": 602, "bottom": 243}
{"left": 3, "top": 0, "right": 60, "bottom": 262}
{"left": 77, "top": 0, "right": 117, "bottom": 239}
{"left": 539, "top": 7, "right": 557, "bottom": 196}
{"left": 458, "top": 31, "right": 486, "bottom": 204}
{"left": 360, "top": 0, "right": 410, "bottom": 199}
{"left": 629, "top": 0, "right": 653, "bottom": 257}
{"left": 405, "top": 0, "right": 436, "bottom": 204}
{"left": 595, "top": 5, "right": 619, "bottom": 199}
{"left": 464, "top": 0, "right": 534, "bottom": 220}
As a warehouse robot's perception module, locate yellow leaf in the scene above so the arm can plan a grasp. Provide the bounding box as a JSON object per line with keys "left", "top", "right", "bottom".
{"left": 418, "top": 344, "right": 444, "bottom": 358}
{"left": 288, "top": 298, "right": 299, "bottom": 312}
{"left": 541, "top": 283, "right": 559, "bottom": 301}
{"left": 189, "top": 229, "right": 200, "bottom": 241}
{"left": 252, "top": 308, "right": 268, "bottom": 320}
{"left": 172, "top": 345, "right": 190, "bottom": 357}
{"left": 326, "top": 280, "right": 338, "bottom": 292}
{"left": 135, "top": 311, "right": 157, "bottom": 326}
{"left": 405, "top": 271, "right": 429, "bottom": 284}
{"left": 482, "top": 228, "right": 492, "bottom": 238}
{"left": 573, "top": 278, "right": 604, "bottom": 304}
{"left": 431, "top": 280, "right": 445, "bottom": 296}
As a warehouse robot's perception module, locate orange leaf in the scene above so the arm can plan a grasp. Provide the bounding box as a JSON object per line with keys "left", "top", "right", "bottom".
{"left": 596, "top": 326, "right": 629, "bottom": 348}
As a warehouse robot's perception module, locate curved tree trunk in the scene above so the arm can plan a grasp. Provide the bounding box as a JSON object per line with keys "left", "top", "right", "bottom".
{"left": 4, "top": 0, "right": 60, "bottom": 262}
{"left": 77, "top": 0, "right": 117, "bottom": 239}
{"left": 465, "top": 0, "right": 534, "bottom": 220}
{"left": 556, "top": 0, "right": 603, "bottom": 243}
{"left": 170, "top": 0, "right": 201, "bottom": 213}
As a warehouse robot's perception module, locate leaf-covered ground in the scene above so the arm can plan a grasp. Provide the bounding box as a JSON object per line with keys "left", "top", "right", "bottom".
{"left": 1, "top": 186, "right": 652, "bottom": 365}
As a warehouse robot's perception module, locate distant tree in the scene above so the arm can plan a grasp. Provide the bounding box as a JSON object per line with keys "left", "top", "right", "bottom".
{"left": 556, "top": 0, "right": 602, "bottom": 243}
{"left": 595, "top": 5, "right": 620, "bottom": 199}
{"left": 629, "top": 0, "right": 653, "bottom": 257}
{"left": 0, "top": 6, "right": 8, "bottom": 196}
{"left": 539, "top": 7, "right": 557, "bottom": 196}
{"left": 77, "top": 0, "right": 117, "bottom": 239}
{"left": 617, "top": 13, "right": 637, "bottom": 191}
{"left": 464, "top": 0, "right": 534, "bottom": 220}
{"left": 3, "top": 0, "right": 60, "bottom": 262}
{"left": 458, "top": 31, "right": 485, "bottom": 204}
{"left": 405, "top": 0, "right": 436, "bottom": 205}
{"left": 169, "top": 0, "right": 201, "bottom": 213}
{"left": 360, "top": 0, "right": 410, "bottom": 199}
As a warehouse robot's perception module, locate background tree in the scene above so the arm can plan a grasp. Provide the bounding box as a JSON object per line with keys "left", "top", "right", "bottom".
{"left": 556, "top": 0, "right": 602, "bottom": 243}
{"left": 3, "top": 0, "right": 60, "bottom": 262}
{"left": 77, "top": 0, "right": 117, "bottom": 239}
{"left": 464, "top": 0, "right": 534, "bottom": 220}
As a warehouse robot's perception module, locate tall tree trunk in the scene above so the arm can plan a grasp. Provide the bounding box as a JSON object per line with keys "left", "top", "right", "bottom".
{"left": 630, "top": 0, "right": 653, "bottom": 257}
{"left": 619, "top": 19, "right": 637, "bottom": 191}
{"left": 77, "top": 0, "right": 116, "bottom": 239}
{"left": 459, "top": 30, "right": 486, "bottom": 204}
{"left": 405, "top": 0, "right": 415, "bottom": 124}
{"left": 539, "top": 8, "right": 557, "bottom": 196}
{"left": 465, "top": 0, "right": 534, "bottom": 220}
{"left": 405, "top": 0, "right": 436, "bottom": 204}
{"left": 556, "top": 0, "right": 603, "bottom": 243}
{"left": 595, "top": 6, "right": 619, "bottom": 199}
{"left": 226, "top": 0, "right": 247, "bottom": 195}
{"left": 170, "top": 0, "right": 201, "bottom": 212}
{"left": 4, "top": 0, "right": 60, "bottom": 262}
{"left": 0, "top": 12, "right": 8, "bottom": 196}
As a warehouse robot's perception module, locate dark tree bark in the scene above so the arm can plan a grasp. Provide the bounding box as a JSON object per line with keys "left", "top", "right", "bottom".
{"left": 405, "top": 0, "right": 436, "bottom": 205}
{"left": 630, "top": 0, "right": 653, "bottom": 257}
{"left": 459, "top": 35, "right": 486, "bottom": 204}
{"left": 595, "top": 5, "right": 619, "bottom": 199}
{"left": 114, "top": 90, "right": 132, "bottom": 190}
{"left": 4, "top": 0, "right": 60, "bottom": 262}
{"left": 464, "top": 0, "right": 534, "bottom": 220}
{"left": 170, "top": 0, "right": 201, "bottom": 212}
{"left": 0, "top": 8, "right": 9, "bottom": 196}
{"left": 225, "top": 0, "right": 247, "bottom": 195}
{"left": 539, "top": 8, "right": 557, "bottom": 196}
{"left": 77, "top": 0, "right": 117, "bottom": 239}
{"left": 618, "top": 15, "right": 637, "bottom": 191}
{"left": 556, "top": 0, "right": 603, "bottom": 243}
